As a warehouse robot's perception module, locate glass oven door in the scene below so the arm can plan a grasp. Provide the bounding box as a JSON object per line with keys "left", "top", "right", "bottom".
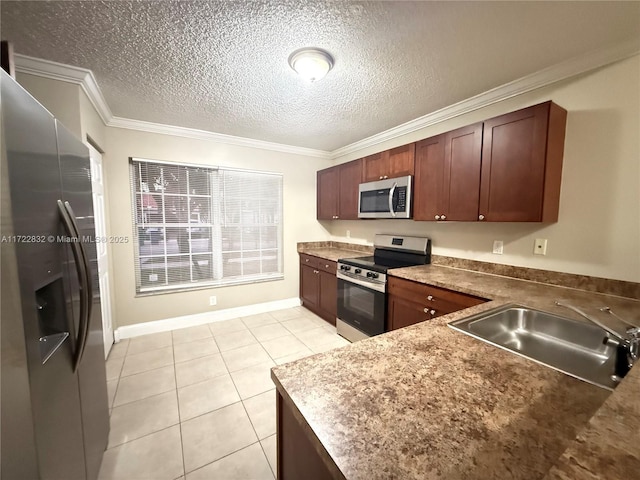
{"left": 337, "top": 278, "right": 386, "bottom": 336}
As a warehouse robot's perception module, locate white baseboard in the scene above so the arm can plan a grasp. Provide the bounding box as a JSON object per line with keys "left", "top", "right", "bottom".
{"left": 115, "top": 297, "right": 302, "bottom": 340}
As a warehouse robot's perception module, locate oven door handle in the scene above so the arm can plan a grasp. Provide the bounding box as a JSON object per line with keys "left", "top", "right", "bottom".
{"left": 388, "top": 182, "right": 397, "bottom": 217}
{"left": 337, "top": 271, "right": 386, "bottom": 293}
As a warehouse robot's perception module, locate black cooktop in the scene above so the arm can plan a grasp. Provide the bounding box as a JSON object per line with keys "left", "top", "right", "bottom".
{"left": 339, "top": 252, "right": 429, "bottom": 274}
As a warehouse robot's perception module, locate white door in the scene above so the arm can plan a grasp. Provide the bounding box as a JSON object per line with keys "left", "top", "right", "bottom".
{"left": 88, "top": 144, "right": 114, "bottom": 358}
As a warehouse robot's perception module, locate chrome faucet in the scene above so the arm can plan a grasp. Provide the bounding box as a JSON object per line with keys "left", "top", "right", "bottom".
{"left": 555, "top": 300, "right": 640, "bottom": 368}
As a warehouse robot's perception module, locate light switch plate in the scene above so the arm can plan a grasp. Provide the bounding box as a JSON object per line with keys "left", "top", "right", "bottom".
{"left": 209, "top": 296, "right": 217, "bottom": 306}
{"left": 492, "top": 240, "right": 504, "bottom": 255}
{"left": 534, "top": 238, "right": 548, "bottom": 255}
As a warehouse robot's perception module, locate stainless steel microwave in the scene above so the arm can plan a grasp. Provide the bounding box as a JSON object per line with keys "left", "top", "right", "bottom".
{"left": 358, "top": 175, "right": 412, "bottom": 219}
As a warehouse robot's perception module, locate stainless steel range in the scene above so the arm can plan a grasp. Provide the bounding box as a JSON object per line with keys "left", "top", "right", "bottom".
{"left": 336, "top": 234, "right": 431, "bottom": 342}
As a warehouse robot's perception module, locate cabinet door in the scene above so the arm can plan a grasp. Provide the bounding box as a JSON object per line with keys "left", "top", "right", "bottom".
{"left": 387, "top": 143, "right": 415, "bottom": 178}
{"left": 337, "top": 159, "right": 363, "bottom": 220}
{"left": 480, "top": 102, "right": 562, "bottom": 222}
{"left": 443, "top": 123, "right": 483, "bottom": 221}
{"left": 414, "top": 135, "right": 445, "bottom": 221}
{"left": 300, "top": 264, "right": 319, "bottom": 308}
{"left": 362, "top": 152, "right": 387, "bottom": 182}
{"left": 317, "top": 167, "right": 339, "bottom": 220}
{"left": 318, "top": 270, "right": 337, "bottom": 325}
{"left": 388, "top": 295, "right": 430, "bottom": 331}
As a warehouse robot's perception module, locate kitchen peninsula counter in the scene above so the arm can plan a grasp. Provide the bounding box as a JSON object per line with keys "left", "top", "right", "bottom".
{"left": 275, "top": 247, "right": 640, "bottom": 479}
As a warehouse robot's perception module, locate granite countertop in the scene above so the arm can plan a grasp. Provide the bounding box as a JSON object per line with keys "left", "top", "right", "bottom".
{"left": 275, "top": 247, "right": 640, "bottom": 479}
{"left": 297, "top": 242, "right": 373, "bottom": 262}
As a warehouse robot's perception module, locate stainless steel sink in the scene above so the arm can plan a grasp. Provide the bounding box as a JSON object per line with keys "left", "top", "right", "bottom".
{"left": 448, "top": 304, "right": 623, "bottom": 390}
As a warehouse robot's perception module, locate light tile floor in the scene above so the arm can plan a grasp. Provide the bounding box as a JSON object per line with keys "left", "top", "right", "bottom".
{"left": 99, "top": 307, "right": 350, "bottom": 480}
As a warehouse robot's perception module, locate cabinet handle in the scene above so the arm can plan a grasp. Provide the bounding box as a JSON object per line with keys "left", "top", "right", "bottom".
{"left": 479, "top": 214, "right": 485, "bottom": 221}
{"left": 441, "top": 215, "right": 446, "bottom": 220}
{"left": 435, "top": 215, "right": 440, "bottom": 220}
{"left": 305, "top": 259, "right": 309, "bottom": 262}
{"left": 384, "top": 175, "right": 388, "bottom": 179}
{"left": 429, "top": 309, "right": 436, "bottom": 315}
{"left": 423, "top": 308, "right": 429, "bottom": 314}
{"left": 379, "top": 176, "right": 384, "bottom": 180}
{"left": 427, "top": 295, "right": 434, "bottom": 301}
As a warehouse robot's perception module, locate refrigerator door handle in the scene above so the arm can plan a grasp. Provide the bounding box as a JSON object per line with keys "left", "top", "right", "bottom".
{"left": 64, "top": 201, "right": 93, "bottom": 371}
{"left": 57, "top": 200, "right": 91, "bottom": 372}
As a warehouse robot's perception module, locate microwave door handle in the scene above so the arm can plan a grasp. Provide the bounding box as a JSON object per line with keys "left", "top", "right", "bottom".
{"left": 388, "top": 182, "right": 397, "bottom": 217}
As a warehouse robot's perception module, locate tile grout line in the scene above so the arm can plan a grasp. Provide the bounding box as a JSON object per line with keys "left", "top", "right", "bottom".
{"left": 170, "top": 335, "right": 188, "bottom": 480}
{"left": 183, "top": 440, "right": 269, "bottom": 477}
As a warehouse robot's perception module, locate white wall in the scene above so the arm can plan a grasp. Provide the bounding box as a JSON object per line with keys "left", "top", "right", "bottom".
{"left": 104, "top": 127, "right": 331, "bottom": 327}
{"left": 330, "top": 56, "right": 640, "bottom": 283}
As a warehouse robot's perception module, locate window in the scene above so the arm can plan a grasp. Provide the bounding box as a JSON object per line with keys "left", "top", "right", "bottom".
{"left": 130, "top": 158, "right": 283, "bottom": 294}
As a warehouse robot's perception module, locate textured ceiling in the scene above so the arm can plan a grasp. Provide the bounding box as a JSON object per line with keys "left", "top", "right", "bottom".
{"left": 2, "top": 1, "right": 639, "bottom": 151}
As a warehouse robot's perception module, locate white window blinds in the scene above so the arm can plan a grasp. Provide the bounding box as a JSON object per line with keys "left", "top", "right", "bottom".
{"left": 130, "top": 158, "right": 283, "bottom": 294}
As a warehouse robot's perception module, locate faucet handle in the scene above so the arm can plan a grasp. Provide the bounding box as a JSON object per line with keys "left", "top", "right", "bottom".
{"left": 627, "top": 326, "right": 640, "bottom": 338}
{"left": 599, "top": 306, "right": 639, "bottom": 331}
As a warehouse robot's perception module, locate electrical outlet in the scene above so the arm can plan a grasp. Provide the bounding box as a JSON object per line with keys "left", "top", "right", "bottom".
{"left": 346, "top": 230, "right": 351, "bottom": 238}
{"left": 492, "top": 240, "right": 504, "bottom": 255}
{"left": 209, "top": 296, "right": 217, "bottom": 306}
{"left": 534, "top": 238, "right": 548, "bottom": 255}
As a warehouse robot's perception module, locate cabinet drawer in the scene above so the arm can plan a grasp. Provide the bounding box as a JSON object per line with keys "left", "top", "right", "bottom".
{"left": 388, "top": 276, "right": 486, "bottom": 311}
{"left": 299, "top": 254, "right": 319, "bottom": 268}
{"left": 317, "top": 259, "right": 337, "bottom": 275}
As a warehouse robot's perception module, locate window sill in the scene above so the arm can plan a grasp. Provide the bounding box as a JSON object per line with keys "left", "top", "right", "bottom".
{"left": 135, "top": 274, "right": 284, "bottom": 297}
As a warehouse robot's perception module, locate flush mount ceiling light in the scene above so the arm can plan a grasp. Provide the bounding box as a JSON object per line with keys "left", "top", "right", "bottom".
{"left": 288, "top": 48, "right": 334, "bottom": 82}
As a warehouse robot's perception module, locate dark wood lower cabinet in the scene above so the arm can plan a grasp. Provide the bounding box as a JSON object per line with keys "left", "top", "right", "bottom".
{"left": 300, "top": 263, "right": 319, "bottom": 309}
{"left": 299, "top": 254, "right": 337, "bottom": 325}
{"left": 387, "top": 294, "right": 431, "bottom": 330}
{"left": 318, "top": 270, "right": 337, "bottom": 326}
{"left": 277, "top": 392, "right": 338, "bottom": 480}
{"left": 387, "top": 276, "right": 487, "bottom": 331}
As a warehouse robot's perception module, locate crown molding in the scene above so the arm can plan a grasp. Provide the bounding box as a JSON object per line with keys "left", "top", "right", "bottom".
{"left": 14, "top": 54, "right": 113, "bottom": 125}
{"left": 330, "top": 39, "right": 640, "bottom": 159}
{"left": 108, "top": 116, "right": 332, "bottom": 158}
{"left": 13, "top": 54, "right": 331, "bottom": 159}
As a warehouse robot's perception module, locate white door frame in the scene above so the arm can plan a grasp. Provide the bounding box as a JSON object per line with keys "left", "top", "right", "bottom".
{"left": 87, "top": 144, "right": 114, "bottom": 358}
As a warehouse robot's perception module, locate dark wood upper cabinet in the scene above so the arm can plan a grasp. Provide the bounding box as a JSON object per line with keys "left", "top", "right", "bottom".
{"left": 337, "top": 159, "right": 363, "bottom": 219}
{"left": 414, "top": 124, "right": 482, "bottom": 221}
{"left": 414, "top": 135, "right": 445, "bottom": 221}
{"left": 316, "top": 166, "right": 339, "bottom": 220}
{"left": 480, "top": 101, "right": 566, "bottom": 222}
{"left": 444, "top": 123, "right": 483, "bottom": 221}
{"left": 363, "top": 144, "right": 415, "bottom": 182}
{"left": 362, "top": 152, "right": 386, "bottom": 182}
{"left": 317, "top": 159, "right": 363, "bottom": 220}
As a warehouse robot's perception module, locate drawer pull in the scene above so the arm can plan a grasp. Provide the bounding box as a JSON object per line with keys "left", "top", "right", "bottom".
{"left": 423, "top": 308, "right": 429, "bottom": 314}
{"left": 427, "top": 295, "right": 434, "bottom": 301}
{"left": 429, "top": 309, "right": 436, "bottom": 315}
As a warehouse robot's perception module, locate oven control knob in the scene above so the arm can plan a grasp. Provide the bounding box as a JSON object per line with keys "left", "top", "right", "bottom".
{"left": 344, "top": 266, "right": 351, "bottom": 271}
{"left": 354, "top": 269, "right": 362, "bottom": 274}
{"left": 366, "top": 272, "right": 373, "bottom": 278}
{"left": 371, "top": 273, "right": 379, "bottom": 279}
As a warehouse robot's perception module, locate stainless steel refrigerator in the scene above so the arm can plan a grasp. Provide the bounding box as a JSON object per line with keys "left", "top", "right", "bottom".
{"left": 1, "top": 70, "right": 109, "bottom": 480}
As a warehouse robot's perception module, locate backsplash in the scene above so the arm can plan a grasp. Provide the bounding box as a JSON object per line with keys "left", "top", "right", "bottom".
{"left": 431, "top": 255, "right": 640, "bottom": 300}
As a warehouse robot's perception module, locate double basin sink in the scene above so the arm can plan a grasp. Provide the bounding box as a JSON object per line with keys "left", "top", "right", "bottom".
{"left": 449, "top": 304, "right": 629, "bottom": 390}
